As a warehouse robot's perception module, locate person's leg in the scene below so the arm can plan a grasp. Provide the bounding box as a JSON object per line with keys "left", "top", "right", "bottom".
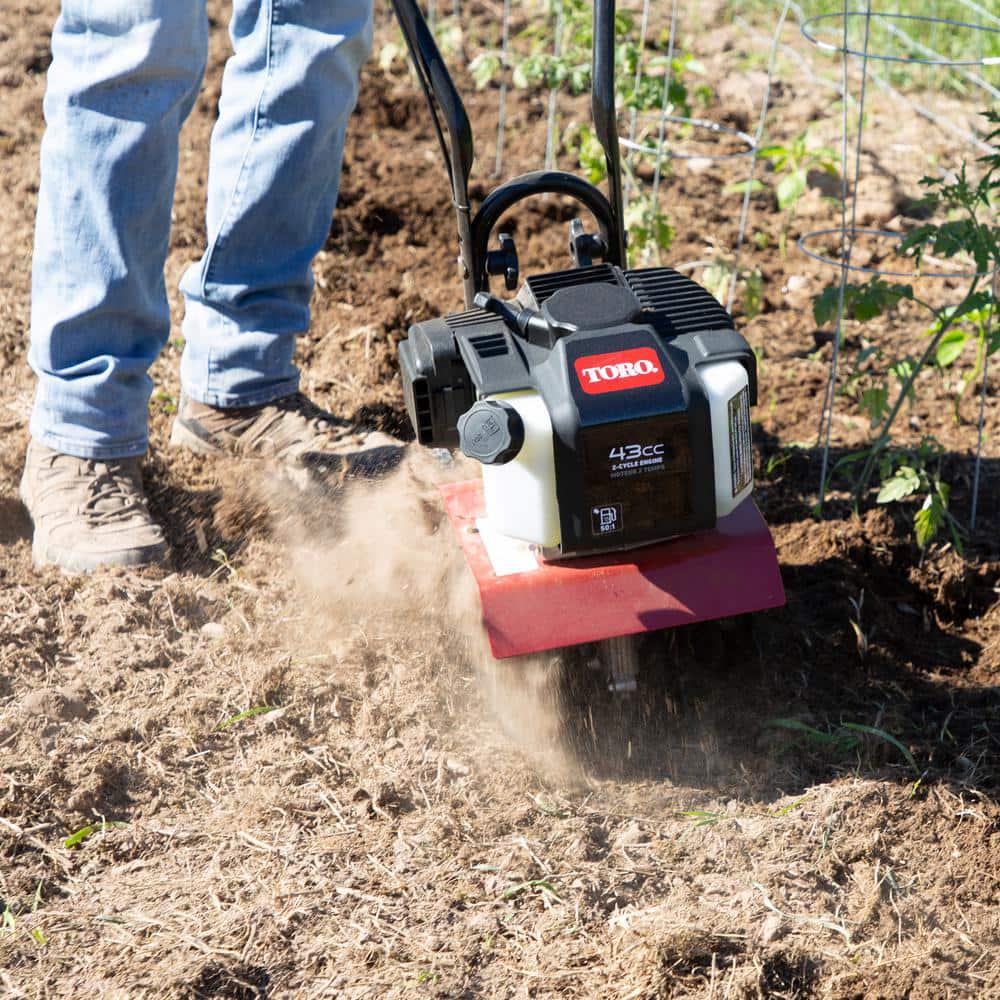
{"left": 178, "top": 0, "right": 374, "bottom": 408}
{"left": 29, "top": 0, "right": 208, "bottom": 460}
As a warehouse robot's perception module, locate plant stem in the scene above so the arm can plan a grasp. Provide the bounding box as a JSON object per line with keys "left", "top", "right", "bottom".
{"left": 854, "top": 281, "right": 980, "bottom": 502}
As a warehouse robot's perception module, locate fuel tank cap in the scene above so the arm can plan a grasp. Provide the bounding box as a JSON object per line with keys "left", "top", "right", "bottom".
{"left": 541, "top": 282, "right": 643, "bottom": 337}
{"left": 457, "top": 400, "right": 525, "bottom": 465}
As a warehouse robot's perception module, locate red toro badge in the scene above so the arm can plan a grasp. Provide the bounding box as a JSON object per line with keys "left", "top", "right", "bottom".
{"left": 573, "top": 347, "right": 665, "bottom": 395}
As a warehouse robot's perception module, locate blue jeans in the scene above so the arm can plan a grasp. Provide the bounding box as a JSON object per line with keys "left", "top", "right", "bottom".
{"left": 29, "top": 0, "right": 373, "bottom": 459}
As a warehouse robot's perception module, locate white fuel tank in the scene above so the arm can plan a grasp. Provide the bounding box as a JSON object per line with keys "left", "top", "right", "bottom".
{"left": 698, "top": 360, "right": 754, "bottom": 517}
{"left": 480, "top": 390, "right": 561, "bottom": 547}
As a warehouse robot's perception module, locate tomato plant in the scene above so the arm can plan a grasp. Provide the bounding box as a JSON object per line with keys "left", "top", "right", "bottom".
{"left": 814, "top": 110, "right": 999, "bottom": 548}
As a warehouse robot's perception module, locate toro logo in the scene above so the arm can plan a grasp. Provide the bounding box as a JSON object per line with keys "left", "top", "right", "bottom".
{"left": 573, "top": 347, "right": 665, "bottom": 395}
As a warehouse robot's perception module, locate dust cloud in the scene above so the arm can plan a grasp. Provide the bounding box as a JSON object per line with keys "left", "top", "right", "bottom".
{"left": 260, "top": 450, "right": 580, "bottom": 779}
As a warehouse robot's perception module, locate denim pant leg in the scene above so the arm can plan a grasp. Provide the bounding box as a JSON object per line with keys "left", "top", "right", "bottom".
{"left": 29, "top": 1, "right": 208, "bottom": 459}
{"left": 179, "top": 0, "right": 374, "bottom": 408}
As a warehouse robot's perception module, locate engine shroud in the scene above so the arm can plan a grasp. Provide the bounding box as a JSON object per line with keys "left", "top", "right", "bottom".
{"left": 399, "top": 264, "right": 757, "bottom": 557}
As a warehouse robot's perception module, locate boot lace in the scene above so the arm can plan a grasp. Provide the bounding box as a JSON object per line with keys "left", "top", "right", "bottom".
{"left": 80, "top": 461, "right": 148, "bottom": 525}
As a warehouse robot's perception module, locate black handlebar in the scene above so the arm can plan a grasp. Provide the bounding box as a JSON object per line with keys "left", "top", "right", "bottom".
{"left": 390, "top": 0, "right": 626, "bottom": 306}
{"left": 591, "top": 0, "right": 627, "bottom": 265}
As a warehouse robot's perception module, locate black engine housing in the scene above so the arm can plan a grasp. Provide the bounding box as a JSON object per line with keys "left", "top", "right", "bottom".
{"left": 398, "top": 264, "right": 756, "bottom": 557}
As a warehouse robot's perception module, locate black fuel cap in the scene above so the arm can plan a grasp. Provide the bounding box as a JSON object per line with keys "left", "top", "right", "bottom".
{"left": 457, "top": 400, "right": 525, "bottom": 465}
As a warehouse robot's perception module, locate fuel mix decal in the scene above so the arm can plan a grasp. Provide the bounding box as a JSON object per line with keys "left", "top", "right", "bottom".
{"left": 573, "top": 347, "right": 665, "bottom": 395}
{"left": 591, "top": 503, "right": 623, "bottom": 535}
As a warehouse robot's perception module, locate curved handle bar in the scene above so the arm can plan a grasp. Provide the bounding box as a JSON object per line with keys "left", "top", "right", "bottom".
{"left": 469, "top": 171, "right": 624, "bottom": 296}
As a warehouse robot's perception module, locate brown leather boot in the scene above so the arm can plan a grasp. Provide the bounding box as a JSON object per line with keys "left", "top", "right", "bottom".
{"left": 19, "top": 441, "right": 168, "bottom": 572}
{"left": 169, "top": 391, "right": 405, "bottom": 481}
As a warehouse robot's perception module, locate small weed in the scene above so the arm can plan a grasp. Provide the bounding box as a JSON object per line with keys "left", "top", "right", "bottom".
{"left": 768, "top": 795, "right": 809, "bottom": 818}
{"left": 767, "top": 718, "right": 920, "bottom": 777}
{"left": 680, "top": 809, "right": 725, "bottom": 828}
{"left": 210, "top": 548, "right": 239, "bottom": 580}
{"left": 64, "top": 819, "right": 128, "bottom": 849}
{"left": 215, "top": 705, "right": 282, "bottom": 732}
{"left": 150, "top": 389, "right": 177, "bottom": 415}
{"left": 702, "top": 257, "right": 764, "bottom": 319}
{"left": 763, "top": 450, "right": 793, "bottom": 479}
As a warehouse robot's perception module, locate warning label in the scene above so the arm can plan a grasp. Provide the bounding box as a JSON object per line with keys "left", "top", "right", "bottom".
{"left": 728, "top": 386, "right": 752, "bottom": 497}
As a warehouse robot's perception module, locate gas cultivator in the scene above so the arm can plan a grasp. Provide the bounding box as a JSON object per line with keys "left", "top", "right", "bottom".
{"left": 390, "top": 0, "right": 785, "bottom": 692}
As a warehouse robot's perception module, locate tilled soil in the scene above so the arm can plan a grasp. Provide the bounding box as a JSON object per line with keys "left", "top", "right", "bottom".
{"left": 1, "top": 2, "right": 999, "bottom": 998}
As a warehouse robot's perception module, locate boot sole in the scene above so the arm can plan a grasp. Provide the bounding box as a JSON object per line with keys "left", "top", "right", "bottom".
{"left": 32, "top": 540, "right": 169, "bottom": 574}
{"left": 169, "top": 418, "right": 224, "bottom": 455}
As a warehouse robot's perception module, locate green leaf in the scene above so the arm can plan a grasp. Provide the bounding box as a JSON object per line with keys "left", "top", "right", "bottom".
{"left": 468, "top": 53, "right": 501, "bottom": 90}
{"left": 853, "top": 281, "right": 913, "bottom": 322}
{"left": 680, "top": 810, "right": 724, "bottom": 828}
{"left": 776, "top": 170, "right": 807, "bottom": 211}
{"left": 935, "top": 328, "right": 968, "bottom": 367}
{"left": 898, "top": 224, "right": 937, "bottom": 260}
{"left": 914, "top": 491, "right": 946, "bottom": 548}
{"left": 724, "top": 179, "right": 767, "bottom": 196}
{"left": 503, "top": 879, "right": 562, "bottom": 902}
{"left": 841, "top": 723, "right": 919, "bottom": 775}
{"left": 766, "top": 718, "right": 836, "bottom": 744}
{"left": 743, "top": 269, "right": 764, "bottom": 320}
{"left": 860, "top": 386, "right": 889, "bottom": 426}
{"left": 812, "top": 280, "right": 912, "bottom": 327}
{"left": 766, "top": 718, "right": 859, "bottom": 753}
{"left": 813, "top": 286, "right": 840, "bottom": 327}
{"left": 215, "top": 705, "right": 281, "bottom": 731}
{"left": 876, "top": 466, "right": 921, "bottom": 504}
{"left": 757, "top": 144, "right": 788, "bottom": 167}
{"left": 64, "top": 821, "right": 128, "bottom": 849}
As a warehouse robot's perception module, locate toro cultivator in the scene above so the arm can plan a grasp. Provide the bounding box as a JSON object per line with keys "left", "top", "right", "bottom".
{"left": 390, "top": 0, "right": 785, "bottom": 690}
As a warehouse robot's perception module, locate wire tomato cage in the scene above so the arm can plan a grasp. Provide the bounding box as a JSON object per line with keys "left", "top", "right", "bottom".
{"left": 788, "top": 3, "right": 999, "bottom": 526}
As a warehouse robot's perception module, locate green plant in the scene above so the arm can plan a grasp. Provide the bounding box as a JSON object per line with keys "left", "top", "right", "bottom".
{"left": 624, "top": 193, "right": 675, "bottom": 266}
{"left": 702, "top": 257, "right": 763, "bottom": 319}
{"left": 763, "top": 450, "right": 792, "bottom": 479}
{"left": 756, "top": 130, "right": 839, "bottom": 255}
{"left": 216, "top": 705, "right": 282, "bottom": 732}
{"left": 502, "top": 878, "right": 562, "bottom": 904}
{"left": 64, "top": 819, "right": 128, "bottom": 849}
{"left": 679, "top": 809, "right": 724, "bottom": 828}
{"left": 767, "top": 717, "right": 919, "bottom": 776}
{"left": 469, "top": 0, "right": 709, "bottom": 112}
{"left": 875, "top": 438, "right": 964, "bottom": 550}
{"left": 470, "top": 3, "right": 714, "bottom": 267}
{"left": 813, "top": 110, "right": 999, "bottom": 547}
{"left": 567, "top": 123, "right": 674, "bottom": 265}
{"left": 150, "top": 389, "right": 177, "bottom": 415}
{"left": 931, "top": 302, "right": 999, "bottom": 421}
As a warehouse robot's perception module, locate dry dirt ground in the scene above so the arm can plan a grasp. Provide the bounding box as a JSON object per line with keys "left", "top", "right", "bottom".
{"left": 1, "top": 2, "right": 999, "bottom": 998}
